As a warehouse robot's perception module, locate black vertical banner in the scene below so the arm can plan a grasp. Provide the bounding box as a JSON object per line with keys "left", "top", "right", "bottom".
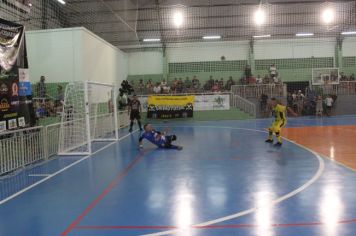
{"left": 0, "top": 18, "right": 35, "bottom": 132}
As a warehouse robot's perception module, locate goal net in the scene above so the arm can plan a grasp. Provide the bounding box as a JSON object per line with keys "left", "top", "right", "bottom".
{"left": 58, "top": 81, "right": 118, "bottom": 155}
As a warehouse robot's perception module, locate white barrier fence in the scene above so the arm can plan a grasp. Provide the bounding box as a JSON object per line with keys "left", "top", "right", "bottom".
{"left": 231, "top": 84, "right": 285, "bottom": 99}
{"left": 0, "top": 111, "right": 130, "bottom": 176}
{"left": 231, "top": 94, "right": 256, "bottom": 118}
{"left": 311, "top": 81, "right": 356, "bottom": 95}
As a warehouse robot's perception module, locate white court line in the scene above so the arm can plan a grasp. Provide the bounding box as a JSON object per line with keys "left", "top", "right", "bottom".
{"left": 141, "top": 125, "right": 325, "bottom": 236}
{"left": 28, "top": 174, "right": 51, "bottom": 177}
{"left": 0, "top": 130, "right": 138, "bottom": 206}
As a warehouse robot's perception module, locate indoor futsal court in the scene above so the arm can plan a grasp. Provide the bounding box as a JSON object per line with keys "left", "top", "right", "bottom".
{"left": 1, "top": 0, "right": 356, "bottom": 236}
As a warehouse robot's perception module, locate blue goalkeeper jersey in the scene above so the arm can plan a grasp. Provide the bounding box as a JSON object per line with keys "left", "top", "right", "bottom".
{"left": 139, "top": 130, "right": 167, "bottom": 147}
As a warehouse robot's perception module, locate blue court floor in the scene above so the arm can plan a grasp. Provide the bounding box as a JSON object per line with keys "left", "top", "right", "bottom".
{"left": 0, "top": 117, "right": 355, "bottom": 236}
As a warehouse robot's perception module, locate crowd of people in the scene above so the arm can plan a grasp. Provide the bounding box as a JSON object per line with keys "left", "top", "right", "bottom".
{"left": 130, "top": 64, "right": 281, "bottom": 95}
{"left": 260, "top": 89, "right": 337, "bottom": 118}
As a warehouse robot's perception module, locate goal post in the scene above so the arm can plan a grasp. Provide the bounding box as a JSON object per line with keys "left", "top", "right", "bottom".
{"left": 58, "top": 81, "right": 118, "bottom": 155}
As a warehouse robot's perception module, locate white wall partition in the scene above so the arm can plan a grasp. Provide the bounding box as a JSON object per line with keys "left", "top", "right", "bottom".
{"left": 26, "top": 27, "right": 127, "bottom": 85}
{"left": 254, "top": 38, "right": 336, "bottom": 59}
{"left": 128, "top": 51, "right": 163, "bottom": 75}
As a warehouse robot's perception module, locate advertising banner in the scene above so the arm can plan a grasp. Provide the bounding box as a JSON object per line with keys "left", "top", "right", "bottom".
{"left": 194, "top": 94, "right": 230, "bottom": 111}
{"left": 147, "top": 96, "right": 194, "bottom": 119}
{"left": 0, "top": 18, "right": 34, "bottom": 132}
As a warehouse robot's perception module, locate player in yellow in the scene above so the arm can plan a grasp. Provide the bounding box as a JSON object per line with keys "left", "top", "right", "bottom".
{"left": 265, "top": 98, "right": 287, "bottom": 146}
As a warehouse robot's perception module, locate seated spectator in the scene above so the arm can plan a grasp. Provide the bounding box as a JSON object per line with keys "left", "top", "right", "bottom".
{"left": 153, "top": 83, "right": 161, "bottom": 94}
{"left": 184, "top": 77, "right": 192, "bottom": 92}
{"left": 269, "top": 63, "right": 277, "bottom": 80}
{"left": 146, "top": 79, "right": 153, "bottom": 93}
{"left": 248, "top": 76, "right": 256, "bottom": 84}
{"left": 225, "top": 76, "right": 235, "bottom": 90}
{"left": 161, "top": 79, "right": 167, "bottom": 87}
{"left": 256, "top": 75, "right": 263, "bottom": 84}
{"left": 218, "top": 78, "right": 224, "bottom": 91}
{"left": 350, "top": 73, "right": 355, "bottom": 81}
{"left": 171, "top": 78, "right": 178, "bottom": 93}
{"left": 138, "top": 79, "right": 145, "bottom": 94}
{"left": 263, "top": 75, "right": 270, "bottom": 84}
{"left": 245, "top": 65, "right": 252, "bottom": 79}
{"left": 212, "top": 82, "right": 220, "bottom": 92}
{"left": 192, "top": 76, "right": 200, "bottom": 92}
{"left": 176, "top": 78, "right": 183, "bottom": 93}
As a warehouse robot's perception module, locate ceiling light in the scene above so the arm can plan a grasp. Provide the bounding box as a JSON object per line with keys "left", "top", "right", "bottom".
{"left": 173, "top": 11, "right": 184, "bottom": 28}
{"left": 254, "top": 8, "right": 266, "bottom": 26}
{"left": 322, "top": 8, "right": 335, "bottom": 24}
{"left": 341, "top": 31, "right": 356, "bottom": 35}
{"left": 296, "top": 33, "right": 314, "bottom": 37}
{"left": 202, "top": 36, "right": 221, "bottom": 40}
{"left": 253, "top": 34, "right": 271, "bottom": 38}
{"left": 143, "top": 38, "right": 161, "bottom": 42}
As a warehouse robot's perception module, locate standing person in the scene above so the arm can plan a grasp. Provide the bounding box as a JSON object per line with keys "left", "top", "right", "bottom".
{"left": 325, "top": 95, "right": 334, "bottom": 116}
{"left": 128, "top": 94, "right": 143, "bottom": 132}
{"left": 316, "top": 95, "right": 323, "bottom": 117}
{"left": 265, "top": 98, "right": 287, "bottom": 146}
{"left": 139, "top": 124, "right": 183, "bottom": 150}
{"left": 38, "top": 76, "right": 46, "bottom": 98}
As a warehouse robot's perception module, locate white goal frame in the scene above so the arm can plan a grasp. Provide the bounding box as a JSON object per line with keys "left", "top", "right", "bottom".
{"left": 58, "top": 81, "right": 119, "bottom": 155}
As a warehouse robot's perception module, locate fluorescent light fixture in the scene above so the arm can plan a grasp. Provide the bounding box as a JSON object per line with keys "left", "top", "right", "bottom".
{"left": 143, "top": 38, "right": 161, "bottom": 42}
{"left": 57, "top": 0, "right": 66, "bottom": 4}
{"left": 254, "top": 8, "right": 266, "bottom": 26}
{"left": 202, "top": 35, "right": 221, "bottom": 40}
{"left": 296, "top": 33, "right": 314, "bottom": 37}
{"left": 322, "top": 8, "right": 334, "bottom": 24}
{"left": 341, "top": 31, "right": 356, "bottom": 35}
{"left": 173, "top": 11, "right": 184, "bottom": 28}
{"left": 253, "top": 34, "right": 271, "bottom": 38}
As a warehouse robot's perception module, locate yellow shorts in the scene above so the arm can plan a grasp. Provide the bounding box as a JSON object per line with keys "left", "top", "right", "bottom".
{"left": 269, "top": 121, "right": 285, "bottom": 133}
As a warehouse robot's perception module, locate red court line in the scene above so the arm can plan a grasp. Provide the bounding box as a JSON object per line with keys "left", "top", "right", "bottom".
{"left": 74, "top": 219, "right": 356, "bottom": 230}
{"left": 61, "top": 151, "right": 148, "bottom": 236}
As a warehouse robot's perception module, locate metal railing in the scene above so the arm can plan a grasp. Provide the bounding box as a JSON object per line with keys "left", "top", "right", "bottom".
{"left": 0, "top": 127, "right": 45, "bottom": 175}
{"left": 0, "top": 111, "right": 130, "bottom": 176}
{"left": 231, "top": 94, "right": 256, "bottom": 118}
{"left": 231, "top": 84, "right": 285, "bottom": 99}
{"left": 311, "top": 81, "right": 356, "bottom": 95}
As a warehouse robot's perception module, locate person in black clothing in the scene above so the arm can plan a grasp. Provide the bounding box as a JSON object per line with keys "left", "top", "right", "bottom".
{"left": 128, "top": 94, "right": 142, "bottom": 132}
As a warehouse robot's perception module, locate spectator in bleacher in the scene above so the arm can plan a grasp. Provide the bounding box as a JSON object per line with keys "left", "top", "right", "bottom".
{"left": 218, "top": 78, "right": 224, "bottom": 91}
{"left": 273, "top": 76, "right": 279, "bottom": 84}
{"left": 225, "top": 76, "right": 235, "bottom": 90}
{"left": 184, "top": 77, "right": 192, "bottom": 92}
{"left": 244, "top": 65, "right": 252, "bottom": 79}
{"left": 153, "top": 83, "right": 161, "bottom": 94}
{"left": 350, "top": 73, "right": 355, "bottom": 81}
{"left": 256, "top": 75, "right": 263, "bottom": 84}
{"left": 263, "top": 75, "right": 270, "bottom": 84}
{"left": 176, "top": 78, "right": 184, "bottom": 93}
{"left": 38, "top": 76, "right": 46, "bottom": 98}
{"left": 192, "top": 76, "right": 200, "bottom": 92}
{"left": 212, "top": 82, "right": 220, "bottom": 92}
{"left": 146, "top": 79, "right": 153, "bottom": 93}
{"left": 171, "top": 78, "right": 178, "bottom": 93}
{"left": 161, "top": 79, "right": 167, "bottom": 88}
{"left": 325, "top": 95, "right": 334, "bottom": 116}
{"left": 137, "top": 79, "right": 145, "bottom": 95}
{"left": 269, "top": 64, "right": 277, "bottom": 80}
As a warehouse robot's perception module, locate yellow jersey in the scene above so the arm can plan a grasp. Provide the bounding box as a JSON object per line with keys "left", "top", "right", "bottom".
{"left": 273, "top": 104, "right": 286, "bottom": 123}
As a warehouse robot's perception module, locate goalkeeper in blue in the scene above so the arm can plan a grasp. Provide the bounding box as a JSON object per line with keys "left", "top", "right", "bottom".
{"left": 139, "top": 124, "right": 183, "bottom": 150}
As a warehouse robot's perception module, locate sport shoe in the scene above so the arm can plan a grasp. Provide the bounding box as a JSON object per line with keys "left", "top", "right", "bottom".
{"left": 129, "top": 129, "right": 132, "bottom": 133}
{"left": 265, "top": 139, "right": 273, "bottom": 143}
{"left": 172, "top": 135, "right": 177, "bottom": 141}
{"left": 274, "top": 142, "right": 282, "bottom": 147}
{"left": 177, "top": 146, "right": 183, "bottom": 150}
